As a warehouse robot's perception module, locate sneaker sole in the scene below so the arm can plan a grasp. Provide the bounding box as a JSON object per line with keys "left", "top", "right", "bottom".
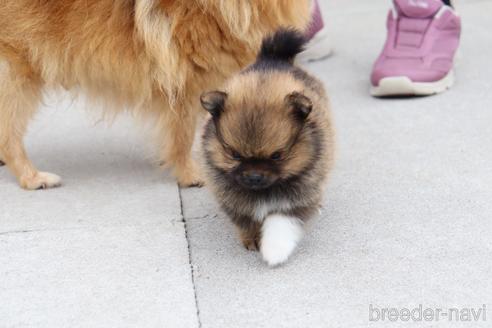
{"left": 297, "top": 28, "right": 333, "bottom": 63}
{"left": 370, "top": 70, "right": 454, "bottom": 97}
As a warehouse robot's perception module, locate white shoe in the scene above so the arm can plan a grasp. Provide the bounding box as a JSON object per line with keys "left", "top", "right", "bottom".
{"left": 298, "top": 26, "right": 333, "bottom": 63}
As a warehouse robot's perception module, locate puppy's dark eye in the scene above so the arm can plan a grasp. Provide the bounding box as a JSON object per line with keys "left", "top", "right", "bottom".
{"left": 231, "top": 150, "right": 242, "bottom": 160}
{"left": 270, "top": 152, "right": 282, "bottom": 161}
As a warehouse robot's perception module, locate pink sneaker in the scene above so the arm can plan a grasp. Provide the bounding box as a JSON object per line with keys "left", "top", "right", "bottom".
{"left": 371, "top": 0, "right": 461, "bottom": 97}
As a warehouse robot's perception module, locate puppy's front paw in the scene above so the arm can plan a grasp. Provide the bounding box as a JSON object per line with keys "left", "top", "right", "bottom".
{"left": 238, "top": 223, "right": 261, "bottom": 251}
{"left": 20, "top": 172, "right": 62, "bottom": 190}
{"left": 260, "top": 214, "right": 304, "bottom": 267}
{"left": 242, "top": 238, "right": 259, "bottom": 251}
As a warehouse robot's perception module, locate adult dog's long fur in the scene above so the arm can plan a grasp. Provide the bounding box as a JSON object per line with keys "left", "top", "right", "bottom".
{"left": 0, "top": 0, "right": 310, "bottom": 189}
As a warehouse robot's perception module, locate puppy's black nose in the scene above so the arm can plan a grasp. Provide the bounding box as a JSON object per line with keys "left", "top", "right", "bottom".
{"left": 242, "top": 172, "right": 266, "bottom": 187}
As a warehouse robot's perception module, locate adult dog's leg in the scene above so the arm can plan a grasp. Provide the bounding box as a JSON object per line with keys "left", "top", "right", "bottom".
{"left": 157, "top": 101, "right": 204, "bottom": 188}
{"left": 0, "top": 74, "right": 61, "bottom": 190}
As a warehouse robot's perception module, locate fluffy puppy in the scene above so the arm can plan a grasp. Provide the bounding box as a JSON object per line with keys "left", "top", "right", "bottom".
{"left": 201, "top": 29, "right": 335, "bottom": 266}
{"left": 0, "top": 0, "right": 309, "bottom": 190}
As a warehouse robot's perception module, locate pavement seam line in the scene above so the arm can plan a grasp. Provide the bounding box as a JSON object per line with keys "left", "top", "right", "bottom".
{"left": 0, "top": 229, "right": 44, "bottom": 236}
{"left": 178, "top": 186, "right": 203, "bottom": 328}
{"left": 0, "top": 226, "right": 98, "bottom": 236}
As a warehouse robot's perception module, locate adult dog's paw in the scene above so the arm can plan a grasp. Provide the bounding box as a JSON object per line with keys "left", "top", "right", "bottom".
{"left": 20, "top": 172, "right": 62, "bottom": 190}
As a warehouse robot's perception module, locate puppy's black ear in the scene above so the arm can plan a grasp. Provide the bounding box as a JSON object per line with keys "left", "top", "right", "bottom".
{"left": 286, "top": 92, "right": 312, "bottom": 121}
{"left": 200, "top": 91, "right": 228, "bottom": 118}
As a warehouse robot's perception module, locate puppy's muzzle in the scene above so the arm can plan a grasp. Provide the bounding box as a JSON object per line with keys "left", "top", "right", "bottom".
{"left": 239, "top": 171, "right": 270, "bottom": 190}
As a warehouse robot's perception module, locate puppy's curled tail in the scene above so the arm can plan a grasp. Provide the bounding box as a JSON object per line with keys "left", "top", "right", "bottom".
{"left": 258, "top": 28, "right": 307, "bottom": 64}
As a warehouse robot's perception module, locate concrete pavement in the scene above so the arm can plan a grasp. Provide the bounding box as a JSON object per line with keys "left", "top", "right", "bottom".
{"left": 0, "top": 102, "right": 199, "bottom": 327}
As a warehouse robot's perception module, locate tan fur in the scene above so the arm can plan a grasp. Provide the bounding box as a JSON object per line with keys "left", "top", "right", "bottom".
{"left": 0, "top": 0, "right": 310, "bottom": 189}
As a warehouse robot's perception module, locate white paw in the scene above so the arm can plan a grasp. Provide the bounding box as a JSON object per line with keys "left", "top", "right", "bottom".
{"left": 260, "top": 214, "right": 304, "bottom": 267}
{"left": 21, "top": 172, "right": 62, "bottom": 190}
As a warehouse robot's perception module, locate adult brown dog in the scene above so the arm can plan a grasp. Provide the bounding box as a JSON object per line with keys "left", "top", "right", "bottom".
{"left": 0, "top": 0, "right": 310, "bottom": 189}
